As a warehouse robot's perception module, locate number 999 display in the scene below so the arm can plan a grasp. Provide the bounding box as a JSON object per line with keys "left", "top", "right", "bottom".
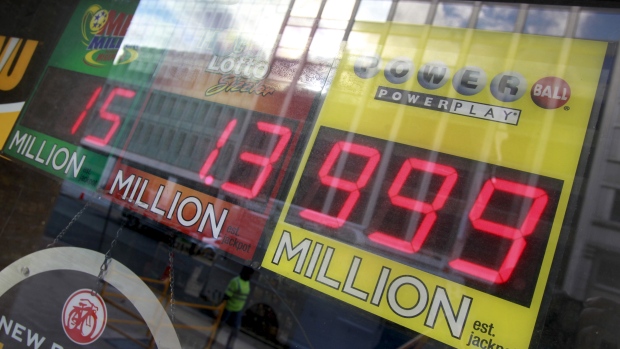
{"left": 286, "top": 127, "right": 563, "bottom": 306}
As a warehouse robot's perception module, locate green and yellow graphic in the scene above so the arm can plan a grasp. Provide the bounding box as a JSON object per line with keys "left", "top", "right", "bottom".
{"left": 81, "top": 4, "right": 138, "bottom": 67}
{"left": 49, "top": 0, "right": 139, "bottom": 77}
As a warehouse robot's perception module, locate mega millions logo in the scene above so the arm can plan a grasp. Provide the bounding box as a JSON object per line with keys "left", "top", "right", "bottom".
{"left": 81, "top": 4, "right": 138, "bottom": 67}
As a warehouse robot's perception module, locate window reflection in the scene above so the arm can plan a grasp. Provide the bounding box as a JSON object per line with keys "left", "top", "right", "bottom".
{"left": 320, "top": 0, "right": 355, "bottom": 30}
{"left": 393, "top": 1, "right": 430, "bottom": 24}
{"left": 346, "top": 31, "right": 382, "bottom": 54}
{"left": 281, "top": 26, "right": 312, "bottom": 50}
{"left": 310, "top": 28, "right": 345, "bottom": 58}
{"left": 5, "top": 1, "right": 620, "bottom": 348}
{"left": 128, "top": 0, "right": 288, "bottom": 54}
{"left": 524, "top": 6, "right": 569, "bottom": 36}
{"left": 322, "top": 0, "right": 356, "bottom": 20}
{"left": 609, "top": 128, "right": 620, "bottom": 162}
{"left": 608, "top": 189, "right": 620, "bottom": 223}
{"left": 577, "top": 10, "right": 620, "bottom": 41}
{"left": 595, "top": 255, "right": 620, "bottom": 291}
{"left": 291, "top": 0, "right": 322, "bottom": 18}
{"left": 433, "top": 1, "right": 473, "bottom": 28}
{"left": 278, "top": 25, "right": 311, "bottom": 59}
{"left": 355, "top": 0, "right": 393, "bottom": 22}
{"left": 476, "top": 4, "right": 519, "bottom": 32}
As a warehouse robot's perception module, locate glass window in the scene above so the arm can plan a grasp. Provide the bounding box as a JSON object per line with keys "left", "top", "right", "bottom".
{"left": 433, "top": 1, "right": 473, "bottom": 28}
{"left": 611, "top": 190, "right": 620, "bottom": 223}
{"left": 3, "top": 1, "right": 620, "bottom": 349}
{"left": 355, "top": 0, "right": 392, "bottom": 22}
{"left": 291, "top": 0, "right": 322, "bottom": 18}
{"left": 609, "top": 127, "right": 620, "bottom": 162}
{"left": 524, "top": 6, "right": 569, "bottom": 36}
{"left": 309, "top": 28, "right": 345, "bottom": 58}
{"left": 576, "top": 9, "right": 620, "bottom": 41}
{"left": 393, "top": 1, "right": 430, "bottom": 25}
{"left": 476, "top": 4, "right": 519, "bottom": 32}
{"left": 595, "top": 255, "right": 620, "bottom": 292}
{"left": 319, "top": 0, "right": 356, "bottom": 29}
{"left": 322, "top": 0, "right": 356, "bottom": 21}
{"left": 280, "top": 25, "right": 311, "bottom": 51}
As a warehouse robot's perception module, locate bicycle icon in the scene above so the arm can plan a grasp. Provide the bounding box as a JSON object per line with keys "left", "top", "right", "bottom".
{"left": 68, "top": 299, "right": 99, "bottom": 337}
{"left": 62, "top": 289, "right": 107, "bottom": 345}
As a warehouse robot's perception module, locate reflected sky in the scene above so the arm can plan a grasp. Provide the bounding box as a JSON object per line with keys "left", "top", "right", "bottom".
{"left": 433, "top": 2, "right": 472, "bottom": 28}
{"left": 125, "top": 0, "right": 290, "bottom": 53}
{"left": 476, "top": 4, "right": 518, "bottom": 32}
{"left": 524, "top": 7, "right": 568, "bottom": 36}
{"left": 121, "top": 0, "right": 620, "bottom": 65}
{"left": 577, "top": 10, "right": 620, "bottom": 41}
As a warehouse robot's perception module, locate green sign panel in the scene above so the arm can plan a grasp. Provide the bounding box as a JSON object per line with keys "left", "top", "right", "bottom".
{"left": 4, "top": 126, "right": 108, "bottom": 190}
{"left": 49, "top": 0, "right": 140, "bottom": 78}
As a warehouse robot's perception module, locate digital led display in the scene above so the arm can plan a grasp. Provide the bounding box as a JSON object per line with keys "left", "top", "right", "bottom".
{"left": 12, "top": 65, "right": 306, "bottom": 260}
{"left": 19, "top": 67, "right": 111, "bottom": 144}
{"left": 18, "top": 67, "right": 300, "bottom": 215}
{"left": 286, "top": 127, "right": 562, "bottom": 306}
{"left": 262, "top": 24, "right": 609, "bottom": 349}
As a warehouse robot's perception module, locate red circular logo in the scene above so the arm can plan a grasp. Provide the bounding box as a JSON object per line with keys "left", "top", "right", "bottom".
{"left": 62, "top": 289, "right": 107, "bottom": 345}
{"left": 530, "top": 77, "right": 571, "bottom": 109}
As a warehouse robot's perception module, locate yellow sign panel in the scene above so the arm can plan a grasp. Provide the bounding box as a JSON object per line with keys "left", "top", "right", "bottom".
{"left": 263, "top": 24, "right": 608, "bottom": 348}
{"left": 0, "top": 103, "right": 24, "bottom": 149}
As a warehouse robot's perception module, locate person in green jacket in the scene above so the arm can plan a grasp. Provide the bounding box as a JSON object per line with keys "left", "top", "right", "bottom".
{"left": 220, "top": 266, "right": 254, "bottom": 349}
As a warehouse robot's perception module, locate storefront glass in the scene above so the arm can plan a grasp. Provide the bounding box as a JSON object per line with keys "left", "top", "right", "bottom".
{"left": 1, "top": 1, "right": 619, "bottom": 348}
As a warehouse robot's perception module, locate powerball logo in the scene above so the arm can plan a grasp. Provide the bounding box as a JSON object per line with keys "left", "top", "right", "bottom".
{"left": 81, "top": 4, "right": 138, "bottom": 67}
{"left": 354, "top": 56, "right": 571, "bottom": 126}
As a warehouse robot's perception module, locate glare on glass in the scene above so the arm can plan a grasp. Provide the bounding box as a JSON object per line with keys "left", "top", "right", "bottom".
{"left": 322, "top": 0, "right": 356, "bottom": 20}
{"left": 393, "top": 1, "right": 430, "bottom": 24}
{"left": 355, "top": 0, "right": 392, "bottom": 22}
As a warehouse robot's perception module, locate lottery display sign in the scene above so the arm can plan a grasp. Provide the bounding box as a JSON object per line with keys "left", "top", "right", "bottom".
{"left": 262, "top": 23, "right": 609, "bottom": 348}
{"left": 2, "top": 0, "right": 140, "bottom": 189}
{"left": 2, "top": 0, "right": 326, "bottom": 262}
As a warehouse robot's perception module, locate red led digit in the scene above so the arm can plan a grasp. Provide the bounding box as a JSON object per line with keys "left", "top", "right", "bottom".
{"left": 300, "top": 141, "right": 380, "bottom": 228}
{"left": 221, "top": 122, "right": 292, "bottom": 199}
{"left": 368, "top": 159, "right": 457, "bottom": 253}
{"left": 71, "top": 87, "right": 135, "bottom": 146}
{"left": 199, "top": 119, "right": 237, "bottom": 185}
{"left": 71, "top": 87, "right": 102, "bottom": 135}
{"left": 449, "top": 177, "right": 548, "bottom": 284}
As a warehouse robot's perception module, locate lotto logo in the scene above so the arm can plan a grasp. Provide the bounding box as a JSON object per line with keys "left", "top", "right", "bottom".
{"left": 354, "top": 56, "right": 570, "bottom": 109}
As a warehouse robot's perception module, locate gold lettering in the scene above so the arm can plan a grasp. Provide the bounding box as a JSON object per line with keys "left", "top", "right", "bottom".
{"left": 0, "top": 36, "right": 38, "bottom": 91}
